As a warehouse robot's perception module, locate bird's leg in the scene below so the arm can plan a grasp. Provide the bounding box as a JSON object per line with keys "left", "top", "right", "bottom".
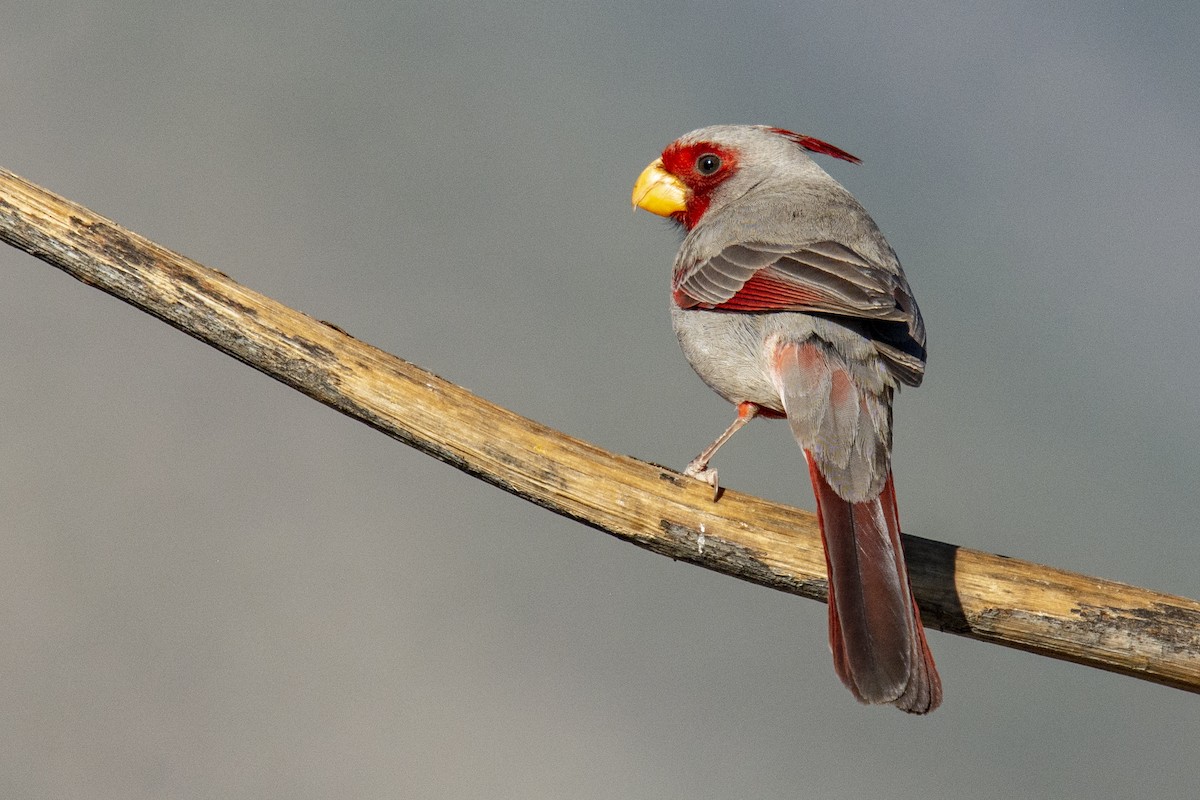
{"left": 684, "top": 402, "right": 760, "bottom": 499}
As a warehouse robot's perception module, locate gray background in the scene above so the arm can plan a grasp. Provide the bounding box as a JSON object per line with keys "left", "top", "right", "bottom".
{"left": 3, "top": 1, "right": 1198, "bottom": 797}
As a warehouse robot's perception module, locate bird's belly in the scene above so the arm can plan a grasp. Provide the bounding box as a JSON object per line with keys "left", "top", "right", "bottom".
{"left": 671, "top": 306, "right": 793, "bottom": 414}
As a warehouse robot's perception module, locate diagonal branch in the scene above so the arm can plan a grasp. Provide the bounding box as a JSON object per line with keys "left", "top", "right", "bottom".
{"left": 2, "top": 166, "right": 1198, "bottom": 694}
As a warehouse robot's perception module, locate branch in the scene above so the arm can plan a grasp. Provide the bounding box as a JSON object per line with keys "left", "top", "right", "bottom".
{"left": 2, "top": 166, "right": 1198, "bottom": 695}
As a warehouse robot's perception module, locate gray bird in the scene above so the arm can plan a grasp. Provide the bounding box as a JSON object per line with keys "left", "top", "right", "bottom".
{"left": 633, "top": 124, "right": 940, "bottom": 713}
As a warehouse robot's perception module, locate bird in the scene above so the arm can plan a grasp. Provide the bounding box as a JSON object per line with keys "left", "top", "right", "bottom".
{"left": 631, "top": 124, "right": 941, "bottom": 713}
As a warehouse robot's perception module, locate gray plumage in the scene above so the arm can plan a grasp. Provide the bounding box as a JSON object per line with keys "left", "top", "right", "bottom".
{"left": 640, "top": 124, "right": 941, "bottom": 712}
{"left": 667, "top": 125, "right": 925, "bottom": 502}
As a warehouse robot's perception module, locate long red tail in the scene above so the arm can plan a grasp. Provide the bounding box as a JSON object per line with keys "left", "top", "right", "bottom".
{"left": 806, "top": 456, "right": 941, "bottom": 713}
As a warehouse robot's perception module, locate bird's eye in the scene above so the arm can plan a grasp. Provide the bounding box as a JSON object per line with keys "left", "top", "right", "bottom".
{"left": 695, "top": 153, "right": 721, "bottom": 176}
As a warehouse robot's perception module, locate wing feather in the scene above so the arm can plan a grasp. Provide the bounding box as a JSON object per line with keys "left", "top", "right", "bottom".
{"left": 673, "top": 240, "right": 926, "bottom": 386}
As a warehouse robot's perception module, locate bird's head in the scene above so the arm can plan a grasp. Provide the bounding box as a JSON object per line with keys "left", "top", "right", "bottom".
{"left": 631, "top": 124, "right": 860, "bottom": 230}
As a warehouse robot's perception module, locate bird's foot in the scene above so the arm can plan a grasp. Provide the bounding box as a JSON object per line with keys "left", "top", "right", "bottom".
{"left": 683, "top": 459, "right": 720, "bottom": 501}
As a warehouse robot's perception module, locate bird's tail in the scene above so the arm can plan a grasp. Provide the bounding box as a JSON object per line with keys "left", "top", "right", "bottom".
{"left": 805, "top": 457, "right": 942, "bottom": 714}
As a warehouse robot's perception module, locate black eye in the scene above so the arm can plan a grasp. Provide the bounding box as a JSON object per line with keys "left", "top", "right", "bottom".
{"left": 695, "top": 153, "right": 721, "bottom": 176}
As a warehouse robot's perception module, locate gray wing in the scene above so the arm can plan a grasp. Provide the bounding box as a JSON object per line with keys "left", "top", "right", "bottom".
{"left": 673, "top": 240, "right": 927, "bottom": 386}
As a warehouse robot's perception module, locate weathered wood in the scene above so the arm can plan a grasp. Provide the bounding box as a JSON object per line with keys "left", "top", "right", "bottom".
{"left": 2, "top": 166, "right": 1197, "bottom": 694}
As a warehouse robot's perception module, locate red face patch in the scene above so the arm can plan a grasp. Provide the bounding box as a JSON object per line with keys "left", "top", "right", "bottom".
{"left": 659, "top": 140, "right": 739, "bottom": 229}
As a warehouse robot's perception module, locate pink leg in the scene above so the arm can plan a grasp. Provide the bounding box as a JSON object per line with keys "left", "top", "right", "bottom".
{"left": 684, "top": 402, "right": 761, "bottom": 498}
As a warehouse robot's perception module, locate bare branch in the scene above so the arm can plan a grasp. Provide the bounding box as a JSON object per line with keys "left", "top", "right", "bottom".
{"left": 2, "top": 167, "right": 1198, "bottom": 694}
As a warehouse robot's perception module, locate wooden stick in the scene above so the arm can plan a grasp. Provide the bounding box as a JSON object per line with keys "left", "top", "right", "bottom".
{"left": 2, "top": 167, "right": 1197, "bottom": 694}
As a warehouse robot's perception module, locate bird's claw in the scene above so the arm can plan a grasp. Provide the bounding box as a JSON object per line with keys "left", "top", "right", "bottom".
{"left": 683, "top": 460, "right": 720, "bottom": 500}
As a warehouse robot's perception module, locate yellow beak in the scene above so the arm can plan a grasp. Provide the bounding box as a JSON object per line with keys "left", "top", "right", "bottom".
{"left": 631, "top": 158, "right": 688, "bottom": 218}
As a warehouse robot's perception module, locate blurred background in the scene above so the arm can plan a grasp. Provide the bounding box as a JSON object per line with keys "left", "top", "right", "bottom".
{"left": 3, "top": 1, "right": 1198, "bottom": 797}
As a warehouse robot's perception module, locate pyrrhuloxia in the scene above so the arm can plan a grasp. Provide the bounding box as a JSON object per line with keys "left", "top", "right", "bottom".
{"left": 632, "top": 124, "right": 941, "bottom": 713}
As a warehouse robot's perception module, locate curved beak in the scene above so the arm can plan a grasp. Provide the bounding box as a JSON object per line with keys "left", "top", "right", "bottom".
{"left": 631, "top": 158, "right": 688, "bottom": 218}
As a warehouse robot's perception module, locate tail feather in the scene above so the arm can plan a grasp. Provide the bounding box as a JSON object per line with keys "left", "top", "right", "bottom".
{"left": 771, "top": 338, "right": 940, "bottom": 712}
{"left": 807, "top": 457, "right": 942, "bottom": 714}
